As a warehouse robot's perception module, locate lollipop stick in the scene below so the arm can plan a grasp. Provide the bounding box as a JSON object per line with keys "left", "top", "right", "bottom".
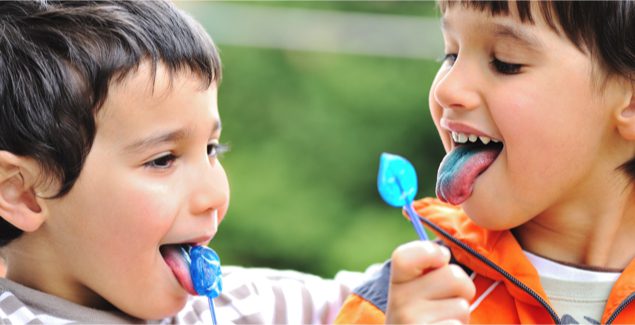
{"left": 404, "top": 199, "right": 428, "bottom": 241}
{"left": 208, "top": 297, "right": 217, "bottom": 325}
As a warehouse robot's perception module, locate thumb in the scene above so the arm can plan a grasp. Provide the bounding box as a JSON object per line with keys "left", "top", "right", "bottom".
{"left": 390, "top": 240, "right": 451, "bottom": 284}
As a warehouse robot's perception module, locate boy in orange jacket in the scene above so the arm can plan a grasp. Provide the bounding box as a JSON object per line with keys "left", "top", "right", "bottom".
{"left": 336, "top": 1, "right": 635, "bottom": 323}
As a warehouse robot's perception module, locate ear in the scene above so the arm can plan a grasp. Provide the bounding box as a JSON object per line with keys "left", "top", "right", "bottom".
{"left": 0, "top": 151, "right": 46, "bottom": 232}
{"left": 615, "top": 82, "right": 635, "bottom": 141}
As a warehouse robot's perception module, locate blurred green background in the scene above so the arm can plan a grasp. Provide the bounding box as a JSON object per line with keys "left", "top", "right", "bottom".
{"left": 178, "top": 1, "right": 446, "bottom": 278}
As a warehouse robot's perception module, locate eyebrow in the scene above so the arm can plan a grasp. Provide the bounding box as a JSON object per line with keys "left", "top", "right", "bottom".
{"left": 124, "top": 120, "right": 222, "bottom": 154}
{"left": 441, "top": 18, "right": 543, "bottom": 51}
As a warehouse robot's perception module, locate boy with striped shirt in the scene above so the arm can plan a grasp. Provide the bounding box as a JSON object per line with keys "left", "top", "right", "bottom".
{"left": 0, "top": 1, "right": 371, "bottom": 323}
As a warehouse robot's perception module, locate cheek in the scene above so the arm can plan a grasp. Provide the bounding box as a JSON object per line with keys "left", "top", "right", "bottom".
{"left": 82, "top": 178, "right": 178, "bottom": 256}
{"left": 112, "top": 185, "right": 177, "bottom": 240}
{"left": 491, "top": 91, "right": 606, "bottom": 201}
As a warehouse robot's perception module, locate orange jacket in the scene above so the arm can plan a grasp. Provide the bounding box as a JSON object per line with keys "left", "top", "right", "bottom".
{"left": 335, "top": 198, "right": 635, "bottom": 324}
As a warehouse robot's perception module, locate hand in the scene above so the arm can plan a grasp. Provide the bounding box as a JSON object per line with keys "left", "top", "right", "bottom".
{"left": 386, "top": 241, "right": 475, "bottom": 324}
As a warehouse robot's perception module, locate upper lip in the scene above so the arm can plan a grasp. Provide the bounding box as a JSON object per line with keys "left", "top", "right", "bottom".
{"left": 186, "top": 210, "right": 220, "bottom": 246}
{"left": 162, "top": 233, "right": 215, "bottom": 249}
{"left": 440, "top": 119, "right": 500, "bottom": 142}
{"left": 188, "top": 234, "right": 215, "bottom": 247}
{"left": 441, "top": 119, "right": 488, "bottom": 137}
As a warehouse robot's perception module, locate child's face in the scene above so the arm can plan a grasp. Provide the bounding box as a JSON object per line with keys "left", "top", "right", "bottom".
{"left": 37, "top": 64, "right": 229, "bottom": 318}
{"left": 430, "top": 5, "right": 631, "bottom": 229}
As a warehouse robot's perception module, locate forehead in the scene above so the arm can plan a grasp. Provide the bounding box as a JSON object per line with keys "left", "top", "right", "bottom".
{"left": 440, "top": 8, "right": 546, "bottom": 52}
{"left": 97, "top": 62, "right": 216, "bottom": 119}
{"left": 94, "top": 62, "right": 219, "bottom": 143}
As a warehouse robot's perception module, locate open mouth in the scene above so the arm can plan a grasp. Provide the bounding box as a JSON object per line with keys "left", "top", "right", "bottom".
{"left": 436, "top": 131, "right": 504, "bottom": 205}
{"left": 160, "top": 244, "right": 197, "bottom": 295}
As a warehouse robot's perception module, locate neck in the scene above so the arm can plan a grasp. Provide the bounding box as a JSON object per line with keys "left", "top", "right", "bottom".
{"left": 4, "top": 233, "right": 113, "bottom": 310}
{"left": 513, "top": 187, "right": 635, "bottom": 269}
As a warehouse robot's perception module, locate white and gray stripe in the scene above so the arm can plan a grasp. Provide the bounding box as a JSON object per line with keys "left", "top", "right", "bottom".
{"left": 0, "top": 266, "right": 375, "bottom": 324}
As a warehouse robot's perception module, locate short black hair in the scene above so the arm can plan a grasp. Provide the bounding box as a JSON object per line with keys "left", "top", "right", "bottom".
{"left": 0, "top": 0, "right": 222, "bottom": 245}
{"left": 438, "top": 0, "right": 635, "bottom": 179}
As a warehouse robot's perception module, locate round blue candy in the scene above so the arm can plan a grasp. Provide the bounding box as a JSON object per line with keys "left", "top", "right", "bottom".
{"left": 190, "top": 246, "right": 223, "bottom": 299}
{"left": 377, "top": 153, "right": 418, "bottom": 207}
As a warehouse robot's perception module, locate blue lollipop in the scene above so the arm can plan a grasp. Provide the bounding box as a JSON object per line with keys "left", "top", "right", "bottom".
{"left": 377, "top": 153, "right": 428, "bottom": 240}
{"left": 190, "top": 245, "right": 222, "bottom": 325}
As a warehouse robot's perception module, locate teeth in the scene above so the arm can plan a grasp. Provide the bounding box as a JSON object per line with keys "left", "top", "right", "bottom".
{"left": 479, "top": 136, "right": 491, "bottom": 145}
{"left": 450, "top": 131, "right": 498, "bottom": 145}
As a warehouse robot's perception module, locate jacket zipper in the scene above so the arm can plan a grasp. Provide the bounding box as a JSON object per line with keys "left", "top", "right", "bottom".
{"left": 417, "top": 215, "right": 561, "bottom": 323}
{"left": 607, "top": 293, "right": 635, "bottom": 324}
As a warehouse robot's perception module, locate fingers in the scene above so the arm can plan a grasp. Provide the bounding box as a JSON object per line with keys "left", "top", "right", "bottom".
{"left": 390, "top": 240, "right": 451, "bottom": 284}
{"left": 392, "top": 264, "right": 475, "bottom": 301}
{"left": 386, "top": 240, "right": 476, "bottom": 324}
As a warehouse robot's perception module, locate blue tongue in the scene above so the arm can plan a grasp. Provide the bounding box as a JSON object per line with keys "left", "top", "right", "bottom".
{"left": 436, "top": 143, "right": 502, "bottom": 205}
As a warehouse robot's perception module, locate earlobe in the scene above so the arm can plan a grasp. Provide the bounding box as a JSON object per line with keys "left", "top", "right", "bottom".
{"left": 615, "top": 83, "right": 635, "bottom": 141}
{"left": 0, "top": 151, "right": 46, "bottom": 233}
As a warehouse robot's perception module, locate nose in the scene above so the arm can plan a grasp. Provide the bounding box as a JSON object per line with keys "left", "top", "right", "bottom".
{"left": 189, "top": 158, "right": 229, "bottom": 220}
{"left": 431, "top": 57, "right": 481, "bottom": 112}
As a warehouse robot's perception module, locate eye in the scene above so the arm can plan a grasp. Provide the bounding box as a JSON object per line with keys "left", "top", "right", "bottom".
{"left": 440, "top": 53, "right": 458, "bottom": 66}
{"left": 144, "top": 153, "right": 177, "bottom": 169}
{"left": 491, "top": 57, "right": 522, "bottom": 74}
{"left": 207, "top": 142, "right": 229, "bottom": 158}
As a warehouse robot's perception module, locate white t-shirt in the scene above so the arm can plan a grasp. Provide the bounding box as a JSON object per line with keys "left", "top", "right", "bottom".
{"left": 525, "top": 251, "right": 620, "bottom": 324}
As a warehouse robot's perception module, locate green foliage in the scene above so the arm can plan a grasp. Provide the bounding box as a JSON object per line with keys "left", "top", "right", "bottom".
{"left": 211, "top": 46, "right": 446, "bottom": 277}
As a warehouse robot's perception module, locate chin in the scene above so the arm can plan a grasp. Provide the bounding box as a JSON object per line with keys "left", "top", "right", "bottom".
{"left": 461, "top": 198, "right": 520, "bottom": 231}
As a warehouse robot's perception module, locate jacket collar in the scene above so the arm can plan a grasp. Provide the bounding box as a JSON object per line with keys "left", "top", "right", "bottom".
{"left": 413, "top": 197, "right": 635, "bottom": 322}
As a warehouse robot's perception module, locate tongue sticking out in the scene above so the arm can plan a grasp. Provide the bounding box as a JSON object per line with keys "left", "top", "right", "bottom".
{"left": 436, "top": 143, "right": 502, "bottom": 205}
{"left": 160, "top": 245, "right": 197, "bottom": 295}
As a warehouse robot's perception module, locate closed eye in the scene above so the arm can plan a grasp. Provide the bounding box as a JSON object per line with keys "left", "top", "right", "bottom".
{"left": 491, "top": 57, "right": 522, "bottom": 74}
{"left": 144, "top": 153, "right": 177, "bottom": 169}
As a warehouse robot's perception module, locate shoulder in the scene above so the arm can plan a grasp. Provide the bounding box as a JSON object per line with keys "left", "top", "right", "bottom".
{"left": 0, "top": 289, "right": 33, "bottom": 321}
{"left": 0, "top": 278, "right": 136, "bottom": 324}
{"left": 0, "top": 288, "right": 71, "bottom": 324}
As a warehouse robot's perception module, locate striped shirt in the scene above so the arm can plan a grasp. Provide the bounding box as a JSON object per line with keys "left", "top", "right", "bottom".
{"left": 0, "top": 265, "right": 377, "bottom": 324}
